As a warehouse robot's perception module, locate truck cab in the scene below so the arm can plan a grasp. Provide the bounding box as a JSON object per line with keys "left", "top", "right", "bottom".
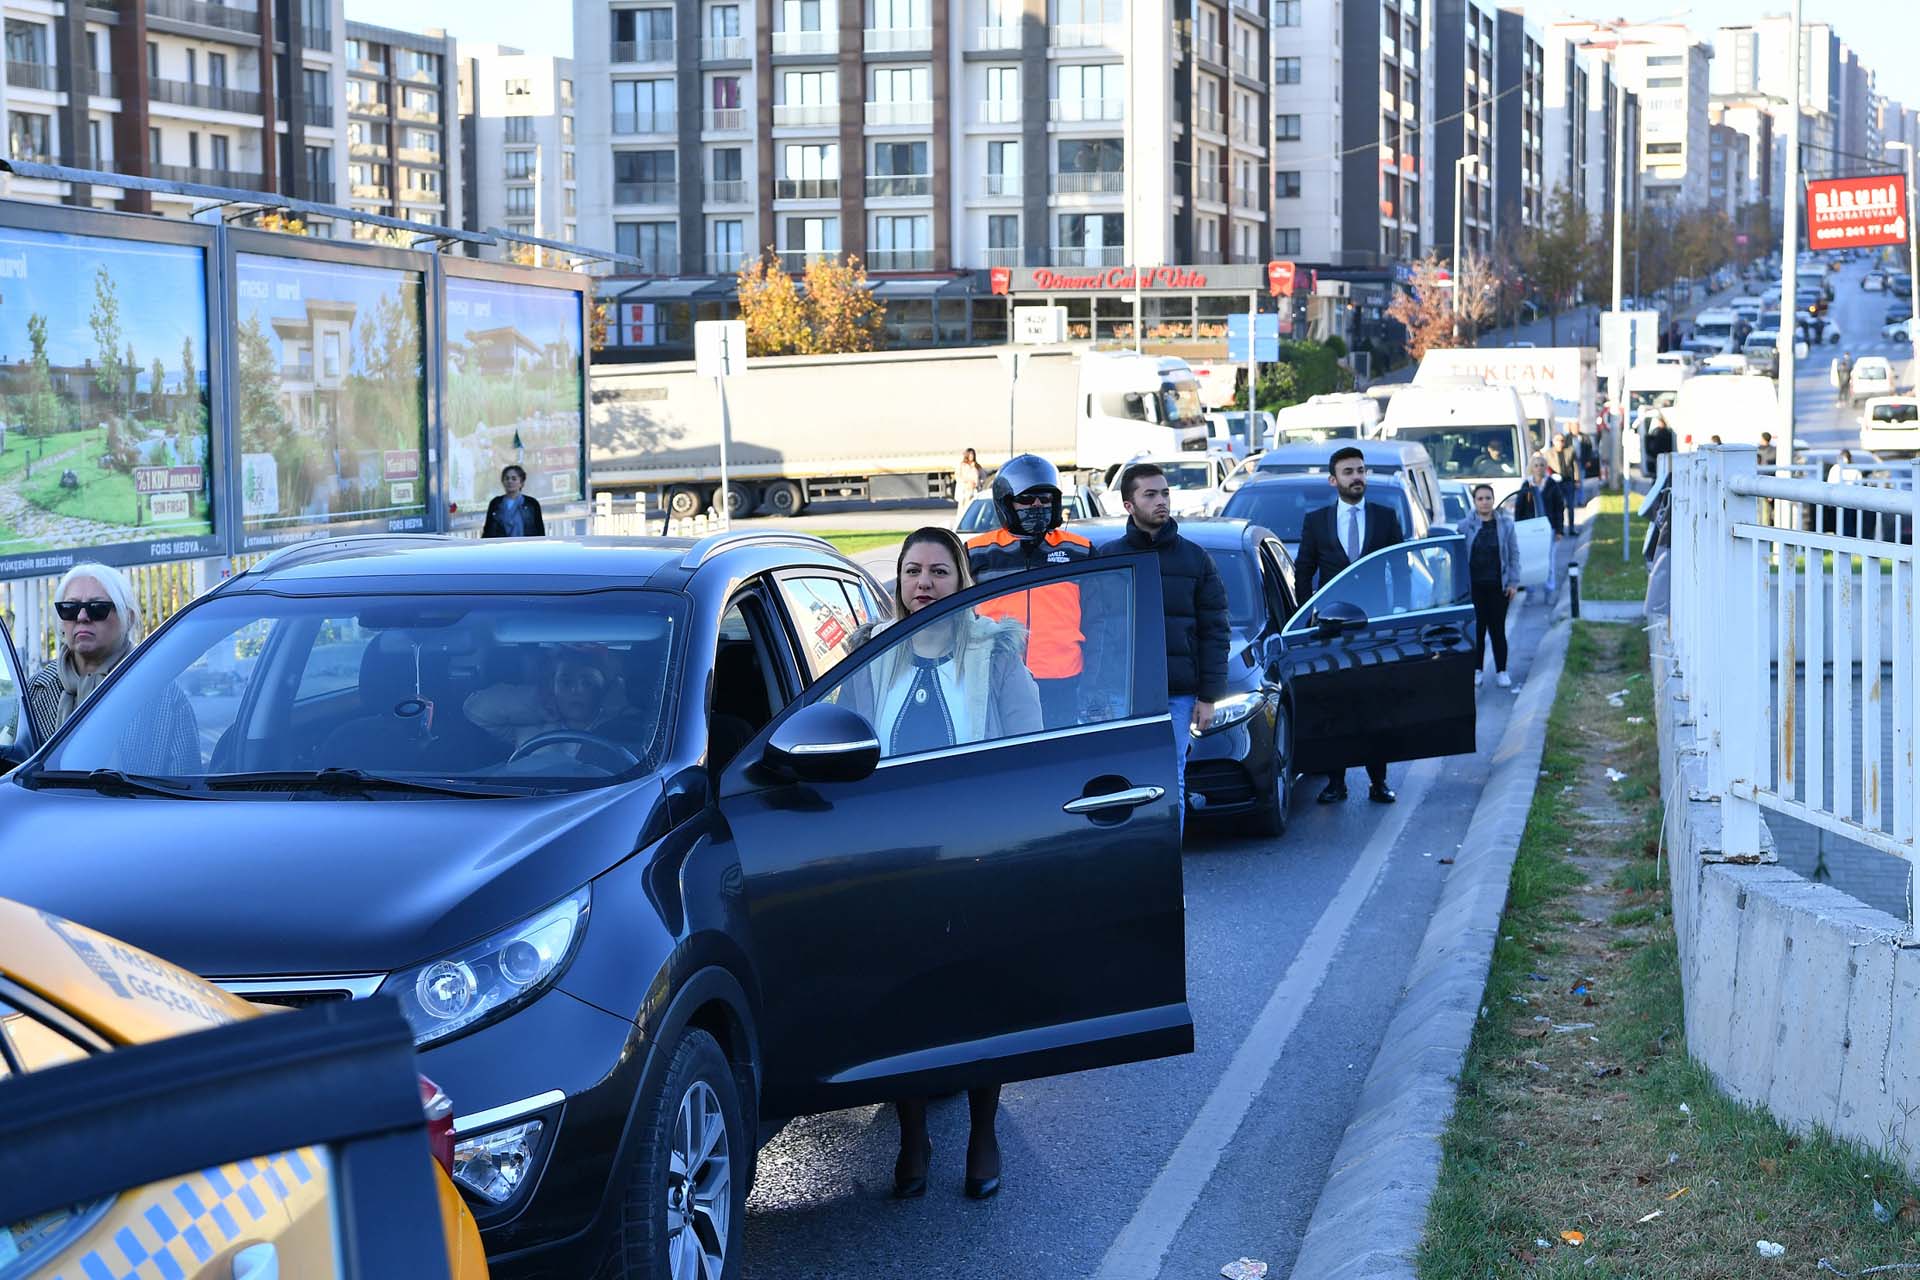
{"left": 1076, "top": 352, "right": 1209, "bottom": 475}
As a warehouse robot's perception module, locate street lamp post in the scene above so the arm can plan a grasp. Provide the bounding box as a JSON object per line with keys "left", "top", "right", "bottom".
{"left": 1777, "top": 0, "right": 1802, "bottom": 463}
{"left": 1453, "top": 155, "right": 1481, "bottom": 320}
{"left": 1889, "top": 141, "right": 1920, "bottom": 387}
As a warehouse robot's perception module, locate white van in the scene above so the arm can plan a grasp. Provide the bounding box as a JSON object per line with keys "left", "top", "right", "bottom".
{"left": 1075, "top": 352, "right": 1209, "bottom": 474}
{"left": 1268, "top": 393, "right": 1381, "bottom": 449}
{"left": 1665, "top": 375, "right": 1778, "bottom": 449}
{"left": 1377, "top": 379, "right": 1532, "bottom": 505}
{"left": 1692, "top": 308, "right": 1740, "bottom": 351}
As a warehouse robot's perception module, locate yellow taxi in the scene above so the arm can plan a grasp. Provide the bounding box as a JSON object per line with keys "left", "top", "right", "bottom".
{"left": 0, "top": 897, "right": 488, "bottom": 1279}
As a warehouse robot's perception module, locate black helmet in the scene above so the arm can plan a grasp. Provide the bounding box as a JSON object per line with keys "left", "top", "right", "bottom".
{"left": 991, "top": 453, "right": 1063, "bottom": 537}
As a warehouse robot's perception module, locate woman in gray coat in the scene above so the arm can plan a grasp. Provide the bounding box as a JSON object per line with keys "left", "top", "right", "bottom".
{"left": 1457, "top": 484, "right": 1521, "bottom": 688}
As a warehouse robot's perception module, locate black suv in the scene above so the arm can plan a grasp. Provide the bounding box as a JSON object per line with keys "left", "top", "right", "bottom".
{"left": 0, "top": 532, "right": 1200, "bottom": 1279}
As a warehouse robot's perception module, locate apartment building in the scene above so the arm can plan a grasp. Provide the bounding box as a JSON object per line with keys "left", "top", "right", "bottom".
{"left": 569, "top": 0, "right": 1267, "bottom": 277}
{"left": 1710, "top": 97, "right": 1773, "bottom": 214}
{"left": 1540, "top": 30, "right": 1590, "bottom": 211}
{"left": 1268, "top": 0, "right": 1339, "bottom": 264}
{"left": 1837, "top": 42, "right": 1872, "bottom": 173}
{"left": 343, "top": 21, "right": 460, "bottom": 232}
{"left": 1706, "top": 119, "right": 1747, "bottom": 219}
{"left": 1431, "top": 0, "right": 1496, "bottom": 263}
{"left": 1493, "top": 6, "right": 1542, "bottom": 234}
{"left": 457, "top": 44, "right": 576, "bottom": 263}
{"left": 1, "top": 0, "right": 348, "bottom": 225}
{"left": 1881, "top": 98, "right": 1920, "bottom": 160}
{"left": 1555, "top": 23, "right": 1709, "bottom": 210}
{"left": 1339, "top": 0, "right": 1432, "bottom": 268}
{"left": 1713, "top": 18, "right": 1840, "bottom": 182}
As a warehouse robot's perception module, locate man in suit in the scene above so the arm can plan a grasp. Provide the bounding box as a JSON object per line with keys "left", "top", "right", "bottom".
{"left": 1294, "top": 445, "right": 1405, "bottom": 805}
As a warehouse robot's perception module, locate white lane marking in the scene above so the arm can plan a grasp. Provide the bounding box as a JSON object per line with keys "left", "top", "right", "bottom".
{"left": 1091, "top": 753, "right": 1445, "bottom": 1280}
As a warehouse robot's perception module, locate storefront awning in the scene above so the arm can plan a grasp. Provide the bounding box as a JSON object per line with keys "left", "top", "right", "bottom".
{"left": 608, "top": 277, "right": 735, "bottom": 302}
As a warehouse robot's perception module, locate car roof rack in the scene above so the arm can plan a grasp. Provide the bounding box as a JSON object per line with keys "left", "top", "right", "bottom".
{"left": 678, "top": 529, "right": 839, "bottom": 570}
{"left": 245, "top": 533, "right": 461, "bottom": 578}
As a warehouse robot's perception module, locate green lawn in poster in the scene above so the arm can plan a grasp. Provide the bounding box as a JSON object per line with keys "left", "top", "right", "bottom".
{"left": 0, "top": 226, "right": 215, "bottom": 559}
{"left": 233, "top": 252, "right": 429, "bottom": 542}
{"left": 444, "top": 277, "right": 585, "bottom": 522}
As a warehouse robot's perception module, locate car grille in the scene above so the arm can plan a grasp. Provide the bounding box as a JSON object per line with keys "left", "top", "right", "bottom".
{"left": 1187, "top": 759, "right": 1256, "bottom": 806}
{"left": 216, "top": 974, "right": 387, "bottom": 1011}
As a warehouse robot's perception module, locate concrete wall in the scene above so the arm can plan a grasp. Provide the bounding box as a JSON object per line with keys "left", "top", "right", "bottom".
{"left": 1654, "top": 616, "right": 1920, "bottom": 1171}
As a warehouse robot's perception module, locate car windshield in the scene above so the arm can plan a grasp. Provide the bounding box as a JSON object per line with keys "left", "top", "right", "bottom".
{"left": 1272, "top": 425, "right": 1359, "bottom": 447}
{"left": 1386, "top": 426, "right": 1520, "bottom": 480}
{"left": 1160, "top": 462, "right": 1216, "bottom": 490}
{"left": 1222, "top": 482, "right": 1413, "bottom": 544}
{"left": 36, "top": 591, "right": 683, "bottom": 792}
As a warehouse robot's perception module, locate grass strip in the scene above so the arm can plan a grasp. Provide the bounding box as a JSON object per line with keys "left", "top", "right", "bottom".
{"left": 1579, "top": 494, "right": 1650, "bottom": 603}
{"left": 810, "top": 530, "right": 916, "bottom": 556}
{"left": 1417, "top": 622, "right": 1920, "bottom": 1278}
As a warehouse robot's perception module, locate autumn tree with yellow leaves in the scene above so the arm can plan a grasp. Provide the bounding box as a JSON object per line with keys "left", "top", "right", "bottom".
{"left": 736, "top": 250, "right": 886, "bottom": 356}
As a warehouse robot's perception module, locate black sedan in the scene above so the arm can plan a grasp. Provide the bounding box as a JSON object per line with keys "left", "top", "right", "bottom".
{"left": 0, "top": 531, "right": 1198, "bottom": 1280}
{"left": 1071, "top": 518, "right": 1478, "bottom": 841}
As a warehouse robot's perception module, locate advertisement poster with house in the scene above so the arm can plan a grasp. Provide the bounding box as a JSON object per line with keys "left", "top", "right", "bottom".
{"left": 232, "top": 253, "right": 429, "bottom": 549}
{"left": 443, "top": 277, "right": 586, "bottom": 526}
{"left": 0, "top": 225, "right": 219, "bottom": 576}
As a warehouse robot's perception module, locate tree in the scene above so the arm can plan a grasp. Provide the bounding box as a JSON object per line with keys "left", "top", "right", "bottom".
{"left": 801, "top": 256, "right": 885, "bottom": 354}
{"left": 589, "top": 300, "right": 610, "bottom": 353}
{"left": 1386, "top": 254, "right": 1462, "bottom": 361}
{"left": 150, "top": 356, "right": 167, "bottom": 419}
{"left": 1454, "top": 250, "right": 1503, "bottom": 339}
{"left": 737, "top": 252, "right": 812, "bottom": 357}
{"left": 180, "top": 336, "right": 198, "bottom": 405}
{"left": 88, "top": 266, "right": 125, "bottom": 418}
{"left": 1237, "top": 339, "right": 1357, "bottom": 414}
{"left": 1512, "top": 186, "right": 1591, "bottom": 344}
{"left": 23, "top": 312, "right": 58, "bottom": 435}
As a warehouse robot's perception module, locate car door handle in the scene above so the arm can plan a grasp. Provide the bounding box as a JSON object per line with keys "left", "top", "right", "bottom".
{"left": 1420, "top": 624, "right": 1464, "bottom": 646}
{"left": 1063, "top": 786, "right": 1166, "bottom": 815}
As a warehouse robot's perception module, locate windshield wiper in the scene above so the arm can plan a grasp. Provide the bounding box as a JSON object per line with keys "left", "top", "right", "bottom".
{"left": 202, "top": 768, "right": 529, "bottom": 798}
{"left": 23, "top": 768, "right": 208, "bottom": 799}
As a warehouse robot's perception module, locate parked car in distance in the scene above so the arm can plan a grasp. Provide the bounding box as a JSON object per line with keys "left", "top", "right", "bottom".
{"left": 1652, "top": 350, "right": 1699, "bottom": 371}
{"left": 1098, "top": 453, "right": 1234, "bottom": 517}
{"left": 1884, "top": 317, "right": 1912, "bottom": 342}
{"left": 1850, "top": 356, "right": 1898, "bottom": 404}
{"left": 1742, "top": 332, "right": 1780, "bottom": 378}
{"left": 1894, "top": 274, "right": 1914, "bottom": 299}
{"left": 1243, "top": 438, "right": 1445, "bottom": 527}
{"left": 1699, "top": 351, "right": 1750, "bottom": 376}
{"left": 0, "top": 896, "right": 490, "bottom": 1280}
{"left": 1218, "top": 471, "right": 1431, "bottom": 561}
{"left": 1885, "top": 302, "right": 1912, "bottom": 326}
{"left": 1860, "top": 397, "right": 1920, "bottom": 455}
{"left": 1437, "top": 480, "right": 1473, "bottom": 525}
{"left": 1865, "top": 272, "right": 1887, "bottom": 291}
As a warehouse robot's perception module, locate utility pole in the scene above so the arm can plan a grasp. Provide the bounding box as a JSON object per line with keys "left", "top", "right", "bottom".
{"left": 1777, "top": 0, "right": 1802, "bottom": 464}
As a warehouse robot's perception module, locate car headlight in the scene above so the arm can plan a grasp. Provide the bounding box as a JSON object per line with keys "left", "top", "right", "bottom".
{"left": 454, "top": 1119, "right": 545, "bottom": 1204}
{"left": 380, "top": 888, "right": 590, "bottom": 1047}
{"left": 1194, "top": 691, "right": 1266, "bottom": 737}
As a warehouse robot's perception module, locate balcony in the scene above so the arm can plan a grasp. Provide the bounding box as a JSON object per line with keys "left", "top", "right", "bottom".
{"left": 1052, "top": 245, "right": 1123, "bottom": 266}
{"left": 5, "top": 62, "right": 56, "bottom": 91}
{"left": 868, "top": 249, "right": 932, "bottom": 271}
{"left": 1231, "top": 120, "right": 1261, "bottom": 145}
{"left": 774, "top": 177, "right": 839, "bottom": 199}
{"left": 614, "top": 180, "right": 679, "bottom": 205}
{"left": 773, "top": 102, "right": 836, "bottom": 126}
{"left": 154, "top": 163, "right": 265, "bottom": 189}
{"left": 399, "top": 188, "right": 443, "bottom": 205}
{"left": 395, "top": 102, "right": 440, "bottom": 124}
{"left": 777, "top": 250, "right": 837, "bottom": 272}
{"left": 1232, "top": 186, "right": 1261, "bottom": 209}
{"left": 703, "top": 107, "right": 747, "bottom": 132}
{"left": 705, "top": 252, "right": 751, "bottom": 274}
{"left": 280, "top": 363, "right": 315, "bottom": 381}
{"left": 400, "top": 63, "right": 437, "bottom": 84}
{"left": 982, "top": 172, "right": 1020, "bottom": 196}
{"left": 1195, "top": 178, "right": 1224, "bottom": 203}
{"left": 304, "top": 103, "right": 336, "bottom": 127}
{"left": 983, "top": 246, "right": 1022, "bottom": 267}
{"left": 865, "top": 173, "right": 930, "bottom": 198}
{"left": 631, "top": 253, "right": 682, "bottom": 275}
{"left": 973, "top": 25, "right": 1020, "bottom": 50}
{"left": 1049, "top": 23, "right": 1116, "bottom": 48}
{"left": 977, "top": 99, "right": 1019, "bottom": 125}
{"left": 308, "top": 180, "right": 335, "bottom": 201}
{"left": 702, "top": 35, "right": 748, "bottom": 60}
{"left": 1231, "top": 51, "right": 1257, "bottom": 77}
{"left": 863, "top": 26, "right": 932, "bottom": 52}
{"left": 611, "top": 39, "right": 677, "bottom": 63}
{"left": 352, "top": 56, "right": 387, "bottom": 75}
{"left": 705, "top": 179, "right": 749, "bottom": 203}
{"left": 612, "top": 111, "right": 678, "bottom": 135}
{"left": 1050, "top": 98, "right": 1123, "bottom": 123}
{"left": 396, "top": 145, "right": 440, "bottom": 164}
{"left": 1054, "top": 170, "right": 1123, "bottom": 194}
{"left": 1196, "top": 39, "right": 1225, "bottom": 65}
{"left": 865, "top": 101, "right": 932, "bottom": 126}
{"left": 1193, "top": 106, "right": 1224, "bottom": 134}
{"left": 772, "top": 28, "right": 834, "bottom": 54}
{"left": 146, "top": 0, "right": 259, "bottom": 34}
{"left": 151, "top": 77, "right": 264, "bottom": 114}
{"left": 302, "top": 25, "right": 330, "bottom": 49}
{"left": 87, "top": 70, "right": 116, "bottom": 97}
{"left": 348, "top": 97, "right": 389, "bottom": 116}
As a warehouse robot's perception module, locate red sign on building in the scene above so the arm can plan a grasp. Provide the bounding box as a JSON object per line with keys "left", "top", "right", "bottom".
{"left": 989, "top": 266, "right": 1012, "bottom": 295}
{"left": 1806, "top": 174, "right": 1910, "bottom": 250}
{"left": 1267, "top": 260, "right": 1296, "bottom": 296}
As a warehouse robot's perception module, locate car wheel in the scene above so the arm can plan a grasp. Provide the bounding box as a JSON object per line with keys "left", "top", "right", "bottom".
{"left": 758, "top": 480, "right": 804, "bottom": 517}
{"left": 666, "top": 486, "right": 706, "bottom": 520}
{"left": 596, "top": 1029, "right": 745, "bottom": 1280}
{"left": 1243, "top": 701, "right": 1293, "bottom": 842}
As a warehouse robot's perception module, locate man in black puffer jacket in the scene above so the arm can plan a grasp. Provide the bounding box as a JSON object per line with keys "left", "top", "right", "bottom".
{"left": 1101, "top": 462, "right": 1229, "bottom": 835}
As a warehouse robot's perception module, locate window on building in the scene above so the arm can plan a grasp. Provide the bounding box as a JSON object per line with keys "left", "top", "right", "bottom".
{"left": 210, "top": 135, "right": 229, "bottom": 169}
{"left": 1055, "top": 62, "right": 1122, "bottom": 105}
{"left": 1276, "top": 56, "right": 1300, "bottom": 84}
{"left": 614, "top": 149, "right": 675, "bottom": 191}
{"left": 505, "top": 116, "right": 536, "bottom": 143}
{"left": 561, "top": 78, "right": 575, "bottom": 106}
{"left": 1645, "top": 76, "right": 1681, "bottom": 89}
{"left": 8, "top": 111, "right": 53, "bottom": 162}
{"left": 410, "top": 168, "right": 441, "bottom": 195}
{"left": 709, "top": 4, "right": 741, "bottom": 37}
{"left": 562, "top": 114, "right": 574, "bottom": 141}
{"left": 1647, "top": 141, "right": 1683, "bottom": 155}
{"left": 1276, "top": 227, "right": 1301, "bottom": 253}
{"left": 616, "top": 221, "right": 680, "bottom": 269}
{"left": 1056, "top": 212, "right": 1123, "bottom": 249}
{"left": 781, "top": 141, "right": 838, "bottom": 182}
{"left": 872, "top": 213, "right": 930, "bottom": 260}
{"left": 4, "top": 19, "right": 47, "bottom": 65}
{"left": 1276, "top": 114, "right": 1302, "bottom": 140}
{"left": 709, "top": 217, "right": 745, "bottom": 267}
{"left": 563, "top": 150, "right": 576, "bottom": 180}
{"left": 185, "top": 48, "right": 197, "bottom": 84}
{"left": 506, "top": 78, "right": 531, "bottom": 96}
{"left": 406, "top": 128, "right": 439, "bottom": 154}
{"left": 612, "top": 7, "right": 674, "bottom": 49}
{"left": 988, "top": 213, "right": 1019, "bottom": 251}
{"left": 87, "top": 117, "right": 102, "bottom": 163}
{"left": 149, "top": 126, "right": 162, "bottom": 164}
{"left": 711, "top": 74, "right": 742, "bottom": 109}
{"left": 188, "top": 132, "right": 200, "bottom": 168}
{"left": 305, "top": 145, "right": 330, "bottom": 188}
{"left": 711, "top": 147, "right": 742, "bottom": 181}
{"left": 404, "top": 86, "right": 440, "bottom": 116}
{"left": 1645, "top": 53, "right": 1681, "bottom": 66}
{"left": 404, "top": 49, "right": 440, "bottom": 79}
{"left": 871, "top": 140, "right": 927, "bottom": 176}
{"left": 208, "top": 52, "right": 228, "bottom": 89}
{"left": 782, "top": 0, "right": 825, "bottom": 32}
{"left": 1277, "top": 169, "right": 1301, "bottom": 197}
{"left": 305, "top": 67, "right": 330, "bottom": 109}
{"left": 870, "top": 65, "right": 931, "bottom": 103}
{"left": 613, "top": 79, "right": 676, "bottom": 129}
{"left": 987, "top": 139, "right": 1019, "bottom": 190}
{"left": 985, "top": 65, "right": 1019, "bottom": 116}
{"left": 147, "top": 40, "right": 159, "bottom": 78}
{"left": 349, "top": 120, "right": 389, "bottom": 147}
{"left": 782, "top": 214, "right": 840, "bottom": 254}
{"left": 1056, "top": 136, "right": 1122, "bottom": 172}
{"left": 505, "top": 149, "right": 536, "bottom": 178}
{"left": 782, "top": 69, "right": 833, "bottom": 105}
{"left": 1048, "top": 0, "right": 1120, "bottom": 26}
{"left": 1275, "top": 0, "right": 1300, "bottom": 26}
{"left": 506, "top": 186, "right": 535, "bottom": 216}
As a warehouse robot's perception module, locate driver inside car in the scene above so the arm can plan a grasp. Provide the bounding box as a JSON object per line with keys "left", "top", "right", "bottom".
{"left": 464, "top": 645, "right": 633, "bottom": 765}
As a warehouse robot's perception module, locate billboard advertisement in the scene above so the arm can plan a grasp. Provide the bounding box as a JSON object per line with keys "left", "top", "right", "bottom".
{"left": 1806, "top": 174, "right": 1911, "bottom": 250}
{"left": 0, "top": 224, "right": 221, "bottom": 579}
{"left": 443, "top": 276, "right": 585, "bottom": 527}
{"left": 232, "top": 252, "right": 429, "bottom": 549}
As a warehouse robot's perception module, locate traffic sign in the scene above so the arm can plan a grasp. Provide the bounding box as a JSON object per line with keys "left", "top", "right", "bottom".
{"left": 1226, "top": 312, "right": 1280, "bottom": 362}
{"left": 694, "top": 320, "right": 748, "bottom": 378}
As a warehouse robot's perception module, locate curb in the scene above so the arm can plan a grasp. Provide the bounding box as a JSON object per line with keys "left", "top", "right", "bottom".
{"left": 1285, "top": 617, "right": 1575, "bottom": 1280}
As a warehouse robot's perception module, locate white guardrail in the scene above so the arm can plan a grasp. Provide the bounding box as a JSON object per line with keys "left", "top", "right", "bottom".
{"left": 1670, "top": 447, "right": 1920, "bottom": 929}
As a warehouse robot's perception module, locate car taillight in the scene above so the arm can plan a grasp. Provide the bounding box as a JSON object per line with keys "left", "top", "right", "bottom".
{"left": 419, "top": 1075, "right": 455, "bottom": 1175}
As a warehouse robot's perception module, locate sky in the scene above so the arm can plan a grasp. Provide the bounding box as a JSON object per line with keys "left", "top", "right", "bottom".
{"left": 0, "top": 226, "right": 207, "bottom": 369}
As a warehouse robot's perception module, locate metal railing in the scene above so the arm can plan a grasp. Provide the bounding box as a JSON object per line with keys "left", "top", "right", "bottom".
{"left": 703, "top": 107, "right": 747, "bottom": 132}
{"left": 1193, "top": 107, "right": 1225, "bottom": 134}
{"left": 145, "top": 0, "right": 259, "bottom": 34}
{"left": 983, "top": 246, "right": 1023, "bottom": 267}
{"left": 612, "top": 110, "right": 677, "bottom": 135}
{"left": 150, "top": 77, "right": 264, "bottom": 114}
{"left": 1049, "top": 97, "right": 1124, "bottom": 123}
{"left": 772, "top": 102, "right": 836, "bottom": 126}
{"left": 973, "top": 25, "right": 1021, "bottom": 50}
{"left": 1050, "top": 23, "right": 1116, "bottom": 48}
{"left": 977, "top": 99, "right": 1020, "bottom": 125}
{"left": 864, "top": 101, "right": 932, "bottom": 126}
{"left": 863, "top": 26, "right": 931, "bottom": 51}
{"left": 771, "top": 28, "right": 834, "bottom": 54}
{"left": 777, "top": 249, "right": 837, "bottom": 272}
{"left": 6, "top": 62, "right": 56, "bottom": 91}
{"left": 614, "top": 180, "right": 678, "bottom": 205}
{"left": 867, "top": 249, "right": 932, "bottom": 271}
{"left": 705, "top": 179, "right": 749, "bottom": 203}
{"left": 611, "top": 39, "right": 677, "bottom": 63}
{"left": 982, "top": 172, "right": 1020, "bottom": 196}
{"left": 1051, "top": 245, "right": 1123, "bottom": 266}
{"left": 153, "top": 163, "right": 264, "bottom": 189}
{"left": 1669, "top": 447, "right": 1920, "bottom": 929}
{"left": 704, "top": 252, "right": 750, "bottom": 273}
{"left": 865, "top": 173, "right": 930, "bottom": 198}
{"left": 1053, "top": 169, "right": 1123, "bottom": 194}
{"left": 1195, "top": 39, "right": 1225, "bottom": 65}
{"left": 773, "top": 176, "right": 838, "bottom": 199}
{"left": 702, "top": 35, "right": 748, "bottom": 60}
{"left": 88, "top": 70, "right": 116, "bottom": 97}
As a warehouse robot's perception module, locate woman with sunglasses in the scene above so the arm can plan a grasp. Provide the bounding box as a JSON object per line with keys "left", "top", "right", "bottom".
{"left": 26, "top": 562, "right": 143, "bottom": 737}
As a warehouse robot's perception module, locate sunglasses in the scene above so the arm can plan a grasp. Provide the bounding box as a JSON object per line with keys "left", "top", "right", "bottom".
{"left": 55, "top": 599, "right": 115, "bottom": 623}
{"left": 1011, "top": 494, "right": 1052, "bottom": 508}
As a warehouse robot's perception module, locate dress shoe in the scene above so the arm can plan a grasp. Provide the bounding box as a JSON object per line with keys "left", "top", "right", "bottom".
{"left": 893, "top": 1145, "right": 930, "bottom": 1200}
{"left": 1317, "top": 782, "right": 1348, "bottom": 804}
{"left": 1368, "top": 783, "right": 1397, "bottom": 804}
{"left": 965, "top": 1174, "right": 1001, "bottom": 1200}
{"left": 965, "top": 1139, "right": 1001, "bottom": 1200}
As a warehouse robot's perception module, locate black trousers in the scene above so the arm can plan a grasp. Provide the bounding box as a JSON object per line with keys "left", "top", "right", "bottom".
{"left": 1472, "top": 581, "right": 1511, "bottom": 673}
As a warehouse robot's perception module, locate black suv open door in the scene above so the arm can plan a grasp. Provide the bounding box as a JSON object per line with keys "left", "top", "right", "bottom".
{"left": 1279, "top": 533, "right": 1478, "bottom": 776}
{"left": 0, "top": 618, "right": 39, "bottom": 774}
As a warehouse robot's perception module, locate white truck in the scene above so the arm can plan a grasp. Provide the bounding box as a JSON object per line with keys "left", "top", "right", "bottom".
{"left": 1664, "top": 375, "right": 1778, "bottom": 451}
{"left": 1378, "top": 377, "right": 1533, "bottom": 505}
{"left": 1408, "top": 346, "right": 1597, "bottom": 459}
{"left": 1074, "top": 351, "right": 1210, "bottom": 476}
{"left": 1268, "top": 393, "right": 1381, "bottom": 448}
{"left": 590, "top": 346, "right": 1080, "bottom": 517}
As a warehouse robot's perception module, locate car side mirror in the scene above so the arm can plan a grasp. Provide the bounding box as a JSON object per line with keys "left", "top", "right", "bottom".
{"left": 1313, "top": 599, "right": 1368, "bottom": 639}
{"left": 762, "top": 703, "right": 879, "bottom": 785}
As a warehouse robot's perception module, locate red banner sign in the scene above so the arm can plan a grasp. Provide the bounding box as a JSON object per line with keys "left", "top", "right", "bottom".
{"left": 1027, "top": 266, "right": 1212, "bottom": 292}
{"left": 1268, "top": 260, "right": 1296, "bottom": 297}
{"left": 989, "top": 266, "right": 1012, "bottom": 295}
{"left": 1806, "top": 174, "right": 1910, "bottom": 250}
{"left": 133, "top": 465, "right": 204, "bottom": 495}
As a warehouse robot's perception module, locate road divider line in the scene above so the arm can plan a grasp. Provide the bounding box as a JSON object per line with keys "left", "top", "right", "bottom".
{"left": 1090, "top": 753, "right": 1444, "bottom": 1280}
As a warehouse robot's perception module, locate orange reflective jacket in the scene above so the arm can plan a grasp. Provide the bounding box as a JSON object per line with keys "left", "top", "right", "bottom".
{"left": 965, "top": 527, "right": 1094, "bottom": 680}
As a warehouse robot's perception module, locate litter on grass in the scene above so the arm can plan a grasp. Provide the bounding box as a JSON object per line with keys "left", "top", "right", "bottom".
{"left": 1627, "top": 716, "right": 1646, "bottom": 725}
{"left": 1219, "top": 1260, "right": 1268, "bottom": 1280}
{"left": 1874, "top": 1200, "right": 1894, "bottom": 1225}
{"left": 1679, "top": 1103, "right": 1692, "bottom": 1115}
{"left": 1560, "top": 1231, "right": 1586, "bottom": 1246}
{"left": 1667, "top": 1187, "right": 1691, "bottom": 1201}
{"left": 1757, "top": 1240, "right": 1786, "bottom": 1259}
{"left": 1606, "top": 767, "right": 1629, "bottom": 783}
{"left": 1637, "top": 1210, "right": 1663, "bottom": 1224}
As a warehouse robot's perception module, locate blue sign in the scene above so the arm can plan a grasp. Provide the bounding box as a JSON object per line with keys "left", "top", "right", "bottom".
{"left": 1226, "top": 312, "right": 1281, "bottom": 362}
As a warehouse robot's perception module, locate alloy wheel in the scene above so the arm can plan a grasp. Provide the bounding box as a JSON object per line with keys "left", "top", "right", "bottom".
{"left": 666, "top": 1079, "right": 732, "bottom": 1280}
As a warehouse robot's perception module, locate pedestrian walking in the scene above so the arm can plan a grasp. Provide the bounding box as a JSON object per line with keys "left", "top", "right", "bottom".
{"left": 1099, "top": 462, "right": 1230, "bottom": 836}
{"left": 952, "top": 447, "right": 984, "bottom": 522}
{"left": 845, "top": 527, "right": 1040, "bottom": 1202}
{"left": 1553, "top": 432, "right": 1581, "bottom": 516}
{"left": 1457, "top": 485, "right": 1521, "bottom": 689}
{"left": 1294, "top": 446, "right": 1404, "bottom": 804}
{"left": 1756, "top": 432, "right": 1777, "bottom": 469}
{"left": 1643, "top": 412, "right": 1677, "bottom": 480}
{"left": 966, "top": 454, "right": 1097, "bottom": 728}
{"left": 481, "top": 465, "right": 546, "bottom": 538}
{"left": 1513, "top": 453, "right": 1566, "bottom": 595}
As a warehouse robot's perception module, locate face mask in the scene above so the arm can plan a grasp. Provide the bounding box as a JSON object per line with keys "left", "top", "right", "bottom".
{"left": 1013, "top": 504, "right": 1052, "bottom": 536}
